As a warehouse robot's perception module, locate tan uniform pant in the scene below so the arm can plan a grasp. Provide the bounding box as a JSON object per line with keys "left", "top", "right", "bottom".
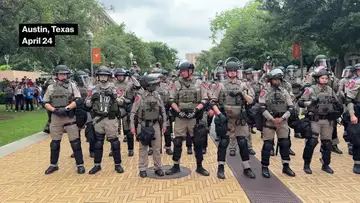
{"left": 174, "top": 117, "right": 196, "bottom": 137}
{"left": 50, "top": 114, "right": 79, "bottom": 141}
{"left": 228, "top": 119, "right": 249, "bottom": 151}
{"left": 262, "top": 120, "right": 289, "bottom": 141}
{"left": 122, "top": 115, "right": 130, "bottom": 131}
{"left": 311, "top": 119, "right": 333, "bottom": 140}
{"left": 93, "top": 117, "right": 118, "bottom": 139}
{"left": 137, "top": 122, "right": 162, "bottom": 171}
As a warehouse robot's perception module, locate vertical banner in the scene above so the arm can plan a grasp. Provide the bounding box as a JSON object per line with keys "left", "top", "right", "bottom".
{"left": 292, "top": 42, "right": 301, "bottom": 59}
{"left": 92, "top": 48, "right": 101, "bottom": 63}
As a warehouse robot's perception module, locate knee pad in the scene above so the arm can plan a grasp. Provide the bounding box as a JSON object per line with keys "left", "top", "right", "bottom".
{"left": 306, "top": 138, "right": 319, "bottom": 148}
{"left": 109, "top": 138, "right": 121, "bottom": 151}
{"left": 50, "top": 140, "right": 61, "bottom": 151}
{"left": 95, "top": 132, "right": 105, "bottom": 141}
{"left": 219, "top": 137, "right": 229, "bottom": 148}
{"left": 263, "top": 140, "right": 274, "bottom": 151}
{"left": 173, "top": 137, "right": 183, "bottom": 148}
{"left": 321, "top": 139, "right": 332, "bottom": 151}
{"left": 237, "top": 136, "right": 247, "bottom": 148}
{"left": 70, "top": 139, "right": 81, "bottom": 151}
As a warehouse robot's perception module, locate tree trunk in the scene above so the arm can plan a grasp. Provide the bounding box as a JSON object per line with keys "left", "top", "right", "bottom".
{"left": 335, "top": 52, "right": 345, "bottom": 78}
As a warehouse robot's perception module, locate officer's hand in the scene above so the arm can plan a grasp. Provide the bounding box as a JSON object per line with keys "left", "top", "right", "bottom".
{"left": 275, "top": 118, "right": 283, "bottom": 126}
{"left": 178, "top": 111, "right": 186, "bottom": 118}
{"left": 311, "top": 98, "right": 319, "bottom": 105}
{"left": 351, "top": 115, "right": 358, "bottom": 124}
{"left": 162, "top": 127, "right": 166, "bottom": 133}
{"left": 131, "top": 128, "right": 136, "bottom": 136}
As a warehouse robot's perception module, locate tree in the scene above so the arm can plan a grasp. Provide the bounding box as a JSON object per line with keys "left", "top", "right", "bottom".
{"left": 258, "top": 0, "right": 360, "bottom": 75}
{"left": 147, "top": 41, "right": 178, "bottom": 68}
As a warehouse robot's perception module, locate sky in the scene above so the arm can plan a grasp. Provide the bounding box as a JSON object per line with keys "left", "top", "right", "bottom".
{"left": 98, "top": 0, "right": 248, "bottom": 60}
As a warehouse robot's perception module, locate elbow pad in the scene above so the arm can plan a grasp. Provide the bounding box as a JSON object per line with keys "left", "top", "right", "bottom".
{"left": 345, "top": 97, "right": 353, "bottom": 106}
{"left": 298, "top": 100, "right": 306, "bottom": 108}
{"left": 259, "top": 104, "right": 266, "bottom": 113}
{"left": 74, "top": 98, "right": 83, "bottom": 107}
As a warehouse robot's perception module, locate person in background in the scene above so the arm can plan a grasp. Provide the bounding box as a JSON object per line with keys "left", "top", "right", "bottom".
{"left": 15, "top": 83, "right": 24, "bottom": 112}
{"left": 24, "top": 85, "right": 34, "bottom": 111}
{"left": 4, "top": 82, "right": 14, "bottom": 112}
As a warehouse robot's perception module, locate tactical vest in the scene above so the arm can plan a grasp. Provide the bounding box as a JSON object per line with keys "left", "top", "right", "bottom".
{"left": 266, "top": 88, "right": 288, "bottom": 116}
{"left": 91, "top": 87, "right": 118, "bottom": 117}
{"left": 157, "top": 82, "right": 170, "bottom": 104}
{"left": 308, "top": 86, "right": 333, "bottom": 115}
{"left": 177, "top": 80, "right": 201, "bottom": 111}
{"left": 50, "top": 83, "right": 74, "bottom": 108}
{"left": 139, "top": 94, "right": 160, "bottom": 121}
{"left": 220, "top": 81, "right": 244, "bottom": 118}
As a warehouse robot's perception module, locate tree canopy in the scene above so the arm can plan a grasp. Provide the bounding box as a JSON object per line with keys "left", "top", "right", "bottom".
{"left": 0, "top": 0, "right": 178, "bottom": 73}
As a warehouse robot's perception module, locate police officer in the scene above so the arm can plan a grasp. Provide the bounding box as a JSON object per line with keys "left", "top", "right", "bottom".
{"left": 166, "top": 61, "right": 222, "bottom": 176}
{"left": 86, "top": 66, "right": 124, "bottom": 174}
{"left": 259, "top": 69, "right": 295, "bottom": 178}
{"left": 71, "top": 70, "right": 94, "bottom": 158}
{"left": 43, "top": 77, "right": 55, "bottom": 134}
{"left": 339, "top": 66, "right": 354, "bottom": 155}
{"left": 345, "top": 63, "right": 360, "bottom": 174}
{"left": 286, "top": 65, "right": 303, "bottom": 100}
{"left": 299, "top": 67, "right": 342, "bottom": 174}
{"left": 43, "top": 65, "right": 85, "bottom": 174}
{"left": 212, "top": 61, "right": 256, "bottom": 179}
{"left": 113, "top": 68, "right": 138, "bottom": 157}
{"left": 150, "top": 69, "right": 173, "bottom": 155}
{"left": 130, "top": 75, "right": 167, "bottom": 177}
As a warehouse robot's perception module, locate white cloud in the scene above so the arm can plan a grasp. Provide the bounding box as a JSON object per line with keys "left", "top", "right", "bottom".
{"left": 99, "top": 0, "right": 249, "bottom": 59}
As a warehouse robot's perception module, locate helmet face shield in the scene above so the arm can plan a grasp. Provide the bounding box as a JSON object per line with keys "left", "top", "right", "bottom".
{"left": 287, "top": 69, "right": 295, "bottom": 78}
{"left": 342, "top": 69, "right": 350, "bottom": 78}
{"left": 252, "top": 70, "right": 261, "bottom": 82}
{"left": 237, "top": 69, "right": 243, "bottom": 80}
{"left": 81, "top": 75, "right": 90, "bottom": 87}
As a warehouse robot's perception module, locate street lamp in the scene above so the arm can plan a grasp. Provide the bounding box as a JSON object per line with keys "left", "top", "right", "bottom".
{"left": 4, "top": 54, "right": 9, "bottom": 70}
{"left": 86, "top": 30, "right": 94, "bottom": 77}
{"left": 129, "top": 52, "right": 133, "bottom": 66}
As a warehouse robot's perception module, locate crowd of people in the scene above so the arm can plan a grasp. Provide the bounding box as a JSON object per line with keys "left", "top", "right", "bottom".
{"left": 1, "top": 77, "right": 46, "bottom": 112}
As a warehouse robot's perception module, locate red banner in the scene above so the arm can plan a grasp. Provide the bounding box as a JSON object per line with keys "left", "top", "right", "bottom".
{"left": 92, "top": 48, "right": 101, "bottom": 63}
{"left": 292, "top": 43, "right": 301, "bottom": 59}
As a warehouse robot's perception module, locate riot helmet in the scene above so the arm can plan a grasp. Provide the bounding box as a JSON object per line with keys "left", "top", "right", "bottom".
{"left": 314, "top": 55, "right": 329, "bottom": 68}
{"left": 217, "top": 60, "right": 224, "bottom": 67}
{"left": 54, "top": 65, "right": 71, "bottom": 83}
{"left": 95, "top": 66, "right": 112, "bottom": 83}
{"left": 286, "top": 65, "right": 296, "bottom": 78}
{"left": 73, "top": 70, "right": 90, "bottom": 87}
{"left": 342, "top": 66, "right": 353, "bottom": 78}
{"left": 143, "top": 74, "right": 160, "bottom": 92}
{"left": 178, "top": 61, "right": 195, "bottom": 79}
{"left": 312, "top": 66, "right": 330, "bottom": 85}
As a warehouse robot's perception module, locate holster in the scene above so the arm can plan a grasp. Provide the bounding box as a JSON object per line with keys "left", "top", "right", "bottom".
{"left": 138, "top": 123, "right": 155, "bottom": 146}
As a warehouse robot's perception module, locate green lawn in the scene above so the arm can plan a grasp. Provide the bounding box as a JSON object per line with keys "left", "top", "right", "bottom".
{"left": 0, "top": 105, "right": 47, "bottom": 147}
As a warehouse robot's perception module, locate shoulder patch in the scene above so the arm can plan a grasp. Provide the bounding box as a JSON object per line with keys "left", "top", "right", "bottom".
{"left": 348, "top": 80, "right": 355, "bottom": 89}
{"left": 116, "top": 89, "right": 121, "bottom": 96}
{"left": 303, "top": 88, "right": 310, "bottom": 95}
{"left": 168, "top": 83, "right": 175, "bottom": 90}
{"left": 201, "top": 81, "right": 208, "bottom": 88}
{"left": 134, "top": 95, "right": 140, "bottom": 102}
{"left": 260, "top": 89, "right": 266, "bottom": 97}
{"left": 306, "top": 74, "right": 310, "bottom": 78}
{"left": 215, "top": 83, "right": 220, "bottom": 89}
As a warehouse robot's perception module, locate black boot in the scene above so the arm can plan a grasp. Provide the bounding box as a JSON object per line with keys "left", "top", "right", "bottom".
{"left": 45, "top": 166, "right": 59, "bottom": 174}
{"left": 282, "top": 163, "right": 295, "bottom": 177}
{"left": 262, "top": 166, "right": 270, "bottom": 178}
{"left": 128, "top": 150, "right": 134, "bottom": 157}
{"left": 303, "top": 163, "right": 312, "bottom": 174}
{"left": 70, "top": 139, "right": 85, "bottom": 174}
{"left": 139, "top": 171, "right": 147, "bottom": 178}
{"left": 187, "top": 147, "right": 193, "bottom": 155}
{"left": 89, "top": 165, "right": 102, "bottom": 174}
{"left": 353, "top": 164, "right": 360, "bottom": 174}
{"left": 248, "top": 148, "right": 256, "bottom": 155}
{"left": 332, "top": 145, "right": 343, "bottom": 154}
{"left": 155, "top": 169, "right": 164, "bottom": 176}
{"left": 165, "top": 164, "right": 181, "bottom": 175}
{"left": 217, "top": 164, "right": 225, "bottom": 179}
{"left": 77, "top": 166, "right": 86, "bottom": 174}
{"left": 321, "top": 165, "right": 334, "bottom": 174}
{"left": 115, "top": 165, "right": 124, "bottom": 173}
{"left": 243, "top": 168, "right": 256, "bottom": 179}
{"left": 196, "top": 166, "right": 210, "bottom": 176}
{"left": 165, "top": 148, "right": 173, "bottom": 155}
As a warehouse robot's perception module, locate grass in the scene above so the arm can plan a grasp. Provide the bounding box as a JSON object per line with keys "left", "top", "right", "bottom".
{"left": 0, "top": 105, "right": 47, "bottom": 147}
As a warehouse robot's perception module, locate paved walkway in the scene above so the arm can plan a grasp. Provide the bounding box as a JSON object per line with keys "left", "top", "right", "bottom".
{"left": 0, "top": 127, "right": 359, "bottom": 203}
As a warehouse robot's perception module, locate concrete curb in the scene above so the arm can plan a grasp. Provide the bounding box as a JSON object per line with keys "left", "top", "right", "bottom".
{"left": 0, "top": 131, "right": 48, "bottom": 158}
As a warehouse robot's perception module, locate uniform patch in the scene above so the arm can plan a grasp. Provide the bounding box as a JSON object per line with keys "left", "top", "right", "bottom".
{"left": 201, "top": 81, "right": 208, "bottom": 88}
{"left": 87, "top": 90, "right": 92, "bottom": 97}
{"left": 260, "top": 89, "right": 265, "bottom": 97}
{"left": 306, "top": 74, "right": 310, "bottom": 78}
{"left": 303, "top": 88, "right": 310, "bottom": 95}
{"left": 134, "top": 95, "right": 140, "bottom": 102}
{"left": 215, "top": 83, "right": 220, "bottom": 89}
{"left": 168, "top": 83, "right": 175, "bottom": 90}
{"left": 348, "top": 81, "right": 355, "bottom": 89}
{"left": 116, "top": 89, "right": 121, "bottom": 96}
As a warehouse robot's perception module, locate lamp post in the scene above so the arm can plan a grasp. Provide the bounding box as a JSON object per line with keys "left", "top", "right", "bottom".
{"left": 129, "top": 52, "right": 133, "bottom": 66}
{"left": 4, "top": 54, "right": 9, "bottom": 70}
{"left": 86, "top": 30, "right": 94, "bottom": 77}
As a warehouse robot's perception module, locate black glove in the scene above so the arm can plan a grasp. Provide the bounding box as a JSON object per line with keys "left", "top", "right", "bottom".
{"left": 178, "top": 111, "right": 186, "bottom": 118}
{"left": 229, "top": 91, "right": 241, "bottom": 97}
{"left": 311, "top": 98, "right": 319, "bottom": 105}
{"left": 53, "top": 107, "right": 68, "bottom": 117}
{"left": 214, "top": 113, "right": 227, "bottom": 125}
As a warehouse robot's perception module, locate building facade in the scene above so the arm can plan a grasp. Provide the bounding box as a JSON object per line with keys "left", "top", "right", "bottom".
{"left": 185, "top": 52, "right": 201, "bottom": 64}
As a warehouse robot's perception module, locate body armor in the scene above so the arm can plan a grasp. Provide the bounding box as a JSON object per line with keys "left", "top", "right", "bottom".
{"left": 307, "top": 86, "right": 334, "bottom": 115}
{"left": 139, "top": 94, "right": 160, "bottom": 120}
{"left": 266, "top": 87, "right": 288, "bottom": 117}
{"left": 91, "top": 87, "right": 118, "bottom": 117}
{"left": 157, "top": 82, "right": 170, "bottom": 104}
{"left": 219, "top": 81, "right": 244, "bottom": 118}
{"left": 50, "top": 82, "right": 74, "bottom": 108}
{"left": 177, "top": 79, "right": 201, "bottom": 111}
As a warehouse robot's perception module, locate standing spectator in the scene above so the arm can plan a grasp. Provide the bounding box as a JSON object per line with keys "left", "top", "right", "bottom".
{"left": 24, "top": 85, "right": 34, "bottom": 111}
{"left": 4, "top": 83, "right": 14, "bottom": 111}
{"left": 14, "top": 84, "right": 24, "bottom": 112}
{"left": 27, "top": 78, "right": 34, "bottom": 87}
{"left": 33, "top": 85, "right": 41, "bottom": 110}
